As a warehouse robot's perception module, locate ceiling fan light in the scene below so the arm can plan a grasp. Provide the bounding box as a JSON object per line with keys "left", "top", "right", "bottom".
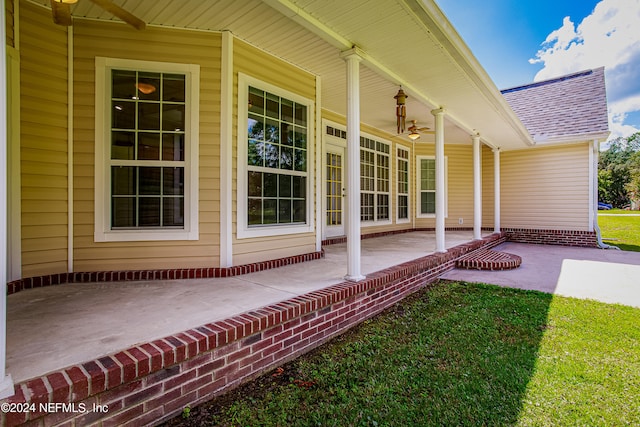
{"left": 136, "top": 82, "right": 157, "bottom": 95}
{"left": 408, "top": 131, "right": 420, "bottom": 140}
{"left": 55, "top": 0, "right": 78, "bottom": 4}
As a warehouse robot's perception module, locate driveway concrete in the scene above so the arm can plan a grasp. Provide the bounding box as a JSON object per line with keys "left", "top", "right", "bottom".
{"left": 441, "top": 242, "right": 640, "bottom": 308}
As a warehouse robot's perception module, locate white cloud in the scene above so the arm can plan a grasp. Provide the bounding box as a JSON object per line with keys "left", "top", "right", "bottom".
{"left": 529, "top": 0, "right": 640, "bottom": 140}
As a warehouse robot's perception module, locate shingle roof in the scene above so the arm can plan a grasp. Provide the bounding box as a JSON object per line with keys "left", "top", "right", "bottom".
{"left": 501, "top": 67, "right": 609, "bottom": 143}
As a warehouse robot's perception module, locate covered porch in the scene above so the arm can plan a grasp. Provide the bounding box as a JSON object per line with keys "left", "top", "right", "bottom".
{"left": 7, "top": 230, "right": 495, "bottom": 385}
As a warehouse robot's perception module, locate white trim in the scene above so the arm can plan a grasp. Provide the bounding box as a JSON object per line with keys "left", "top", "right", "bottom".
{"left": 236, "top": 73, "right": 315, "bottom": 239}
{"left": 94, "top": 57, "right": 200, "bottom": 242}
{"left": 7, "top": 47, "right": 21, "bottom": 281}
{"left": 396, "top": 144, "right": 411, "bottom": 224}
{"left": 67, "top": 27, "right": 74, "bottom": 271}
{"left": 220, "top": 31, "right": 234, "bottom": 267}
{"left": 415, "top": 155, "right": 448, "bottom": 218}
{"left": 315, "top": 76, "right": 323, "bottom": 251}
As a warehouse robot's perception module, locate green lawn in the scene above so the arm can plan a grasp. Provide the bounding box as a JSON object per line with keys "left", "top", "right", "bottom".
{"left": 169, "top": 282, "right": 640, "bottom": 426}
{"left": 598, "top": 211, "right": 640, "bottom": 251}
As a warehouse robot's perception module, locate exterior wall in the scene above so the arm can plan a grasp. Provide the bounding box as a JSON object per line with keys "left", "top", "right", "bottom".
{"left": 321, "top": 110, "right": 417, "bottom": 236}
{"left": 72, "top": 21, "right": 222, "bottom": 271}
{"left": 232, "top": 39, "right": 317, "bottom": 265}
{"left": 413, "top": 142, "right": 478, "bottom": 229}
{"left": 501, "top": 143, "right": 591, "bottom": 231}
{"left": 5, "top": 0, "right": 13, "bottom": 48}
{"left": 19, "top": 2, "right": 69, "bottom": 277}
{"left": 1, "top": 234, "right": 506, "bottom": 427}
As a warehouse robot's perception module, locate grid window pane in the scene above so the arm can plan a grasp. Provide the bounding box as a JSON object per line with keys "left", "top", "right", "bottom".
{"left": 246, "top": 85, "right": 308, "bottom": 228}
{"left": 397, "top": 148, "right": 409, "bottom": 220}
{"left": 360, "top": 139, "right": 390, "bottom": 222}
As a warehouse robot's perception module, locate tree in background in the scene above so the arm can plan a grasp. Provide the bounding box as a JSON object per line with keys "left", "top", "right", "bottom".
{"left": 599, "top": 132, "right": 640, "bottom": 208}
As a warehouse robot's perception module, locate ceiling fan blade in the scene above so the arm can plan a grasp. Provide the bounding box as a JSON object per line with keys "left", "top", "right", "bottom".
{"left": 88, "top": 0, "right": 146, "bottom": 30}
{"left": 51, "top": 0, "right": 72, "bottom": 26}
{"left": 417, "top": 127, "right": 431, "bottom": 131}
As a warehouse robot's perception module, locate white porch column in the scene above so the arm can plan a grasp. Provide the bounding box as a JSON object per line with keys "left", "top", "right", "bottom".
{"left": 0, "top": 1, "right": 15, "bottom": 398}
{"left": 432, "top": 108, "right": 446, "bottom": 253}
{"left": 493, "top": 148, "right": 501, "bottom": 233}
{"left": 341, "top": 47, "right": 365, "bottom": 282}
{"left": 472, "top": 134, "right": 482, "bottom": 240}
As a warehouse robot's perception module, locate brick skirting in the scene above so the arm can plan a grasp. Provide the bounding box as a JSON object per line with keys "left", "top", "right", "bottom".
{"left": 503, "top": 228, "right": 599, "bottom": 248}
{"left": 1, "top": 234, "right": 506, "bottom": 427}
{"left": 6, "top": 250, "right": 325, "bottom": 296}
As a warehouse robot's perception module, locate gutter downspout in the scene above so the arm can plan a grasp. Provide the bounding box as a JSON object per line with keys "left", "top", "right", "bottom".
{"left": 592, "top": 140, "right": 619, "bottom": 250}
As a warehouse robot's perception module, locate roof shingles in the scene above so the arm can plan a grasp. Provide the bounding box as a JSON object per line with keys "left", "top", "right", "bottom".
{"left": 501, "top": 67, "right": 609, "bottom": 142}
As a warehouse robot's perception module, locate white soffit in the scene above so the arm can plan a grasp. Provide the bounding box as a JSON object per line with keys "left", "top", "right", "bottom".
{"left": 29, "top": 0, "right": 533, "bottom": 148}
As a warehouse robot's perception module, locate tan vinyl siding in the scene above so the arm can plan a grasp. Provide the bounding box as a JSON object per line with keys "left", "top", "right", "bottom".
{"left": 413, "top": 143, "right": 478, "bottom": 229}
{"left": 232, "top": 39, "right": 317, "bottom": 264}
{"left": 20, "top": 2, "right": 69, "bottom": 277}
{"left": 5, "top": 0, "right": 14, "bottom": 48}
{"left": 501, "top": 143, "right": 591, "bottom": 231}
{"left": 72, "top": 21, "right": 222, "bottom": 271}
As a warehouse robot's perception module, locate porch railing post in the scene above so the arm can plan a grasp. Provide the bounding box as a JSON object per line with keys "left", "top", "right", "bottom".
{"left": 432, "top": 108, "right": 446, "bottom": 253}
{"left": 472, "top": 134, "right": 482, "bottom": 240}
{"left": 493, "top": 147, "right": 501, "bottom": 233}
{"left": 341, "top": 47, "right": 365, "bottom": 282}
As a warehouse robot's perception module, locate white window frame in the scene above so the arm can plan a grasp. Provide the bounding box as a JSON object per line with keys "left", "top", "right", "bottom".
{"left": 396, "top": 145, "right": 410, "bottom": 224}
{"left": 94, "top": 57, "right": 200, "bottom": 242}
{"left": 237, "top": 73, "right": 315, "bottom": 239}
{"left": 359, "top": 133, "right": 392, "bottom": 227}
{"left": 416, "top": 155, "right": 448, "bottom": 218}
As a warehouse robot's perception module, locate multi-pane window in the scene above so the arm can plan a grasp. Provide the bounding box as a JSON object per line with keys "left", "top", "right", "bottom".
{"left": 416, "top": 156, "right": 446, "bottom": 217}
{"left": 397, "top": 147, "right": 409, "bottom": 221}
{"left": 110, "top": 70, "right": 186, "bottom": 229}
{"left": 246, "top": 86, "right": 307, "bottom": 226}
{"left": 419, "top": 158, "right": 436, "bottom": 215}
{"left": 360, "top": 136, "right": 390, "bottom": 222}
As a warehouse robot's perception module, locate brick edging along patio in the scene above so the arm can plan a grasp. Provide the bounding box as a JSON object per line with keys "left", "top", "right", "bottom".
{"left": 1, "top": 234, "right": 506, "bottom": 427}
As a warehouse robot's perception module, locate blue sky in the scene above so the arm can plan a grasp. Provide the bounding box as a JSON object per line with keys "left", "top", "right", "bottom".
{"left": 436, "top": 0, "right": 640, "bottom": 140}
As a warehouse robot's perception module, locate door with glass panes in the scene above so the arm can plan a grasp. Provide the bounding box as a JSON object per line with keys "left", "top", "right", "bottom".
{"left": 325, "top": 143, "right": 345, "bottom": 237}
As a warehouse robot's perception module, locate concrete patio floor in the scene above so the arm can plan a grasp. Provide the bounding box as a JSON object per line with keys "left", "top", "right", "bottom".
{"left": 7, "top": 232, "right": 640, "bottom": 386}
{"left": 7, "top": 230, "right": 478, "bottom": 384}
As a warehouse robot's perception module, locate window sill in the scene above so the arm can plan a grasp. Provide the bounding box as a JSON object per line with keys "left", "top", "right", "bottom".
{"left": 95, "top": 229, "right": 198, "bottom": 242}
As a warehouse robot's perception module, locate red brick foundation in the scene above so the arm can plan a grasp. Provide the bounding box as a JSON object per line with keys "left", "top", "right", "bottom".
{"left": 1, "top": 234, "right": 505, "bottom": 427}
{"left": 503, "top": 228, "right": 598, "bottom": 247}
{"left": 6, "top": 250, "right": 324, "bottom": 296}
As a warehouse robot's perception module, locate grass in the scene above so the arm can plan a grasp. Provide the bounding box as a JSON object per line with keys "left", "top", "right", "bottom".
{"left": 598, "top": 211, "right": 640, "bottom": 251}
{"left": 168, "top": 282, "right": 640, "bottom": 426}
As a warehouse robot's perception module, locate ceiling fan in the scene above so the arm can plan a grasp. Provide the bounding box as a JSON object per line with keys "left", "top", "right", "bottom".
{"left": 51, "top": 0, "right": 146, "bottom": 30}
{"left": 407, "top": 120, "right": 435, "bottom": 140}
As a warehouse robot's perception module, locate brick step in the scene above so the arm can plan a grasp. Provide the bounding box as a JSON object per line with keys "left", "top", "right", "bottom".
{"left": 455, "top": 249, "right": 522, "bottom": 271}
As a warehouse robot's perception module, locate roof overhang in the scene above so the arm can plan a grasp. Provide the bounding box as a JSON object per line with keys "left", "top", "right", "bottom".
{"left": 29, "top": 0, "right": 534, "bottom": 149}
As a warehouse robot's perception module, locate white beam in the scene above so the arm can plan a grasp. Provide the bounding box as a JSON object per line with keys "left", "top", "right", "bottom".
{"left": 432, "top": 108, "right": 446, "bottom": 253}
{"left": 0, "top": 0, "right": 15, "bottom": 399}
{"left": 472, "top": 134, "right": 482, "bottom": 240}
{"left": 341, "top": 48, "right": 365, "bottom": 282}
{"left": 493, "top": 148, "right": 501, "bottom": 233}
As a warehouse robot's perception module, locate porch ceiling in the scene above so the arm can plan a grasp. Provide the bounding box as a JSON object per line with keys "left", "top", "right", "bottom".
{"left": 29, "top": 0, "right": 534, "bottom": 149}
